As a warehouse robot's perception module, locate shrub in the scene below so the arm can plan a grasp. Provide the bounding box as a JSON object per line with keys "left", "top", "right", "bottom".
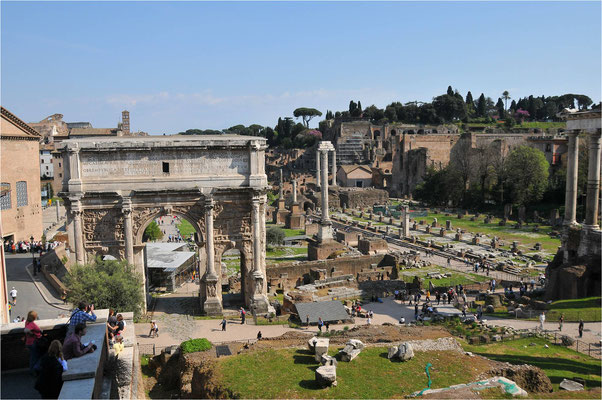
{"left": 64, "top": 257, "right": 144, "bottom": 317}
{"left": 266, "top": 227, "right": 285, "bottom": 245}
{"left": 181, "top": 338, "right": 212, "bottom": 354}
{"left": 343, "top": 326, "right": 349, "bottom": 331}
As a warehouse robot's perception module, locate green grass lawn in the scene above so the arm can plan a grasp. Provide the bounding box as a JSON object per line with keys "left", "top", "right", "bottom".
{"left": 266, "top": 246, "right": 307, "bottom": 264}
{"left": 216, "top": 347, "right": 492, "bottom": 398}
{"left": 266, "top": 223, "right": 305, "bottom": 237}
{"left": 177, "top": 219, "right": 196, "bottom": 239}
{"left": 546, "top": 297, "right": 601, "bottom": 322}
{"left": 399, "top": 265, "right": 489, "bottom": 288}
{"left": 462, "top": 338, "right": 602, "bottom": 392}
{"left": 419, "top": 213, "right": 560, "bottom": 253}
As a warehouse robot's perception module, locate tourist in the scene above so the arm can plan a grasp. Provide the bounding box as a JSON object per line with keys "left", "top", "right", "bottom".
{"left": 113, "top": 336, "right": 125, "bottom": 357}
{"left": 240, "top": 307, "right": 246, "bottom": 324}
{"left": 441, "top": 292, "right": 447, "bottom": 304}
{"left": 107, "top": 309, "right": 118, "bottom": 340}
{"left": 67, "top": 302, "right": 97, "bottom": 336}
{"left": 366, "top": 316, "right": 371, "bottom": 325}
{"left": 578, "top": 320, "right": 584, "bottom": 338}
{"left": 13, "top": 315, "right": 21, "bottom": 323}
{"left": 257, "top": 331, "right": 262, "bottom": 340}
{"left": 220, "top": 318, "right": 227, "bottom": 331}
{"left": 114, "top": 314, "right": 126, "bottom": 337}
{"left": 414, "top": 304, "right": 419, "bottom": 320}
{"left": 399, "top": 316, "right": 405, "bottom": 325}
{"left": 34, "top": 340, "right": 66, "bottom": 399}
{"left": 477, "top": 305, "right": 483, "bottom": 320}
{"left": 425, "top": 290, "right": 430, "bottom": 302}
{"left": 318, "top": 317, "right": 324, "bottom": 332}
{"left": 148, "top": 321, "right": 158, "bottom": 338}
{"left": 530, "top": 278, "right": 535, "bottom": 291}
{"left": 24, "top": 310, "right": 43, "bottom": 373}
{"left": 539, "top": 312, "right": 546, "bottom": 331}
{"left": 325, "top": 321, "right": 330, "bottom": 331}
{"left": 447, "top": 257, "right": 451, "bottom": 266}
{"left": 368, "top": 310, "right": 374, "bottom": 319}
{"left": 63, "top": 323, "right": 96, "bottom": 360}
{"left": 435, "top": 291, "right": 440, "bottom": 305}
{"left": 558, "top": 314, "right": 564, "bottom": 332}
{"left": 462, "top": 304, "right": 467, "bottom": 317}
{"left": 486, "top": 264, "right": 490, "bottom": 276}
{"left": 306, "top": 314, "right": 310, "bottom": 328}
{"left": 10, "top": 287, "right": 17, "bottom": 305}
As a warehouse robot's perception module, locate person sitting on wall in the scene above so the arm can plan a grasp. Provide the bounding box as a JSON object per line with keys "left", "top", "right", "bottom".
{"left": 63, "top": 323, "right": 96, "bottom": 360}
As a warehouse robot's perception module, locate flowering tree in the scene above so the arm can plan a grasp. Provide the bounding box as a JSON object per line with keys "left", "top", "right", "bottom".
{"left": 514, "top": 108, "right": 530, "bottom": 123}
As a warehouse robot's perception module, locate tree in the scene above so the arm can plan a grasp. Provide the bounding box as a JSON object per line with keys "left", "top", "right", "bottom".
{"left": 432, "top": 94, "right": 466, "bottom": 122}
{"left": 266, "top": 226, "right": 285, "bottom": 246}
{"left": 465, "top": 91, "right": 474, "bottom": 108}
{"left": 293, "top": 108, "right": 322, "bottom": 128}
{"left": 476, "top": 93, "right": 487, "bottom": 118}
{"left": 502, "top": 90, "right": 511, "bottom": 111}
{"left": 64, "top": 258, "right": 145, "bottom": 317}
{"left": 506, "top": 145, "right": 549, "bottom": 206}
{"left": 143, "top": 221, "right": 163, "bottom": 242}
{"left": 447, "top": 86, "right": 454, "bottom": 96}
{"left": 496, "top": 98, "right": 505, "bottom": 119}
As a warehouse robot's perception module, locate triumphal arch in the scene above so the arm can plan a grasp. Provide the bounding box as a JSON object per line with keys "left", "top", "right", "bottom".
{"left": 58, "top": 135, "right": 270, "bottom": 315}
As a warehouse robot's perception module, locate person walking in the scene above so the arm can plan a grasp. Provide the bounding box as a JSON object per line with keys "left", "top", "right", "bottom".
{"left": 10, "top": 287, "right": 17, "bottom": 305}
{"left": 414, "top": 304, "right": 419, "bottom": 320}
{"left": 578, "top": 320, "right": 584, "bottom": 338}
{"left": 558, "top": 314, "right": 564, "bottom": 332}
{"left": 240, "top": 307, "right": 246, "bottom": 324}
{"left": 317, "top": 317, "right": 324, "bottom": 332}
{"left": 220, "top": 318, "right": 227, "bottom": 331}
{"left": 306, "top": 314, "right": 310, "bottom": 328}
{"left": 539, "top": 312, "right": 545, "bottom": 331}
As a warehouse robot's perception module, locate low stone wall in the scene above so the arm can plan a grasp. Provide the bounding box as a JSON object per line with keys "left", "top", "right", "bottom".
{"left": 267, "top": 254, "right": 389, "bottom": 291}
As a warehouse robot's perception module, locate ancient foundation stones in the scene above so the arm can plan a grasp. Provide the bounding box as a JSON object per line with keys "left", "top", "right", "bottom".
{"left": 320, "top": 354, "right": 338, "bottom": 367}
{"left": 559, "top": 379, "right": 584, "bottom": 391}
{"left": 315, "top": 365, "right": 337, "bottom": 387}
{"left": 338, "top": 339, "right": 364, "bottom": 362}
{"left": 313, "top": 338, "right": 330, "bottom": 362}
{"left": 387, "top": 346, "right": 398, "bottom": 359}
{"left": 387, "top": 342, "right": 414, "bottom": 361}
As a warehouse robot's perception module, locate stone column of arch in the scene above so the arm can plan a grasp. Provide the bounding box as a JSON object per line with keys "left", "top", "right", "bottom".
{"left": 122, "top": 197, "right": 134, "bottom": 265}
{"left": 71, "top": 199, "right": 85, "bottom": 264}
{"left": 251, "top": 194, "right": 269, "bottom": 313}
{"left": 318, "top": 146, "right": 333, "bottom": 241}
{"left": 203, "top": 197, "right": 222, "bottom": 315}
{"left": 584, "top": 129, "right": 601, "bottom": 229}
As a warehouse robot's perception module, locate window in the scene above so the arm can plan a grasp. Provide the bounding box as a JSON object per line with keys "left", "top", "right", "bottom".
{"left": 0, "top": 183, "right": 10, "bottom": 210}
{"left": 545, "top": 144, "right": 552, "bottom": 152}
{"left": 59, "top": 162, "right": 62, "bottom": 167}
{"left": 46, "top": 166, "right": 49, "bottom": 171}
{"left": 162, "top": 162, "right": 170, "bottom": 174}
{"left": 16, "top": 181, "right": 28, "bottom": 207}
{"left": 59, "top": 173, "right": 62, "bottom": 178}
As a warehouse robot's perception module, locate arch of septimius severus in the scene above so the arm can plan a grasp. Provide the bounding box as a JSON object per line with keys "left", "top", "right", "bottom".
{"left": 58, "top": 135, "right": 270, "bottom": 315}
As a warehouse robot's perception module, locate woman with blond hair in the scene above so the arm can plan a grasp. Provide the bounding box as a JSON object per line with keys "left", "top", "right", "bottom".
{"left": 35, "top": 340, "right": 66, "bottom": 398}
{"left": 24, "top": 310, "right": 42, "bottom": 373}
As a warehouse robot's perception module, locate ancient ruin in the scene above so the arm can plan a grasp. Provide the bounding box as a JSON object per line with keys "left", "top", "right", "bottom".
{"left": 58, "top": 135, "right": 270, "bottom": 314}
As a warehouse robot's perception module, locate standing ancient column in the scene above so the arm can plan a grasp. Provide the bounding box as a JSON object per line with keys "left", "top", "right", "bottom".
{"left": 203, "top": 198, "right": 221, "bottom": 315}
{"left": 316, "top": 150, "right": 321, "bottom": 188}
{"left": 122, "top": 197, "right": 134, "bottom": 265}
{"left": 402, "top": 205, "right": 410, "bottom": 238}
{"left": 292, "top": 179, "right": 298, "bottom": 203}
{"left": 72, "top": 201, "right": 85, "bottom": 264}
{"left": 251, "top": 195, "right": 269, "bottom": 312}
{"left": 564, "top": 130, "right": 580, "bottom": 226}
{"left": 55, "top": 199, "right": 60, "bottom": 223}
{"left": 584, "top": 129, "right": 601, "bottom": 228}
{"left": 279, "top": 168, "right": 284, "bottom": 198}
{"left": 321, "top": 149, "right": 330, "bottom": 222}
{"left": 331, "top": 150, "right": 337, "bottom": 186}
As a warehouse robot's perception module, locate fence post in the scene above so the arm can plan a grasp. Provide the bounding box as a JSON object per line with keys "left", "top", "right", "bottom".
{"left": 588, "top": 343, "right": 591, "bottom": 356}
{"left": 153, "top": 343, "right": 156, "bottom": 355}
{"left": 576, "top": 341, "right": 579, "bottom": 352}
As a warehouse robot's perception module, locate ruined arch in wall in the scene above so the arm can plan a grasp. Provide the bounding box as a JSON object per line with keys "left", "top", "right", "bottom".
{"left": 60, "top": 135, "right": 270, "bottom": 315}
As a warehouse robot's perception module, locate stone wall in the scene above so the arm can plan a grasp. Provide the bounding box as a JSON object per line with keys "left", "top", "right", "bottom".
{"left": 337, "top": 187, "right": 388, "bottom": 209}
{"left": 266, "top": 254, "right": 389, "bottom": 290}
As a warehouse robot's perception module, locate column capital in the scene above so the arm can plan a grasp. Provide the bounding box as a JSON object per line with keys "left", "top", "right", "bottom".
{"left": 204, "top": 197, "right": 214, "bottom": 211}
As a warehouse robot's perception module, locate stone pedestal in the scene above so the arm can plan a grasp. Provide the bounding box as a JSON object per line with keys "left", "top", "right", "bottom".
{"left": 252, "top": 271, "right": 269, "bottom": 313}
{"left": 308, "top": 238, "right": 345, "bottom": 260}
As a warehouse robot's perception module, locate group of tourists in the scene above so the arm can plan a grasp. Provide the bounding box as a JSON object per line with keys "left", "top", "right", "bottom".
{"left": 473, "top": 261, "right": 491, "bottom": 275}
{"left": 23, "top": 301, "right": 129, "bottom": 398}
{"left": 4, "top": 239, "right": 60, "bottom": 254}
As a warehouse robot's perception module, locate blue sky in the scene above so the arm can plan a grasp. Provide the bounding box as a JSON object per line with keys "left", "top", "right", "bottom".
{"left": 1, "top": 1, "right": 600, "bottom": 134}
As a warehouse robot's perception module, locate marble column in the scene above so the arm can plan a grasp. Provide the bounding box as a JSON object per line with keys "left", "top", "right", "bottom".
{"left": 292, "top": 179, "right": 298, "bottom": 203}
{"left": 331, "top": 150, "right": 337, "bottom": 186}
{"left": 402, "top": 205, "right": 410, "bottom": 238}
{"left": 584, "top": 129, "right": 601, "bottom": 228}
{"left": 279, "top": 168, "right": 284, "bottom": 198}
{"left": 251, "top": 195, "right": 269, "bottom": 313}
{"left": 203, "top": 198, "right": 221, "bottom": 315}
{"left": 564, "top": 130, "right": 580, "bottom": 226}
{"left": 72, "top": 201, "right": 85, "bottom": 264}
{"left": 122, "top": 197, "right": 134, "bottom": 265}
{"left": 318, "top": 149, "right": 333, "bottom": 241}
{"left": 316, "top": 150, "right": 321, "bottom": 188}
{"left": 55, "top": 199, "right": 60, "bottom": 223}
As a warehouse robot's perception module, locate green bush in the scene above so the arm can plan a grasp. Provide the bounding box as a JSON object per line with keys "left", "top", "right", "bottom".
{"left": 181, "top": 338, "right": 212, "bottom": 354}
{"left": 64, "top": 257, "right": 145, "bottom": 317}
{"left": 266, "top": 226, "right": 285, "bottom": 245}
